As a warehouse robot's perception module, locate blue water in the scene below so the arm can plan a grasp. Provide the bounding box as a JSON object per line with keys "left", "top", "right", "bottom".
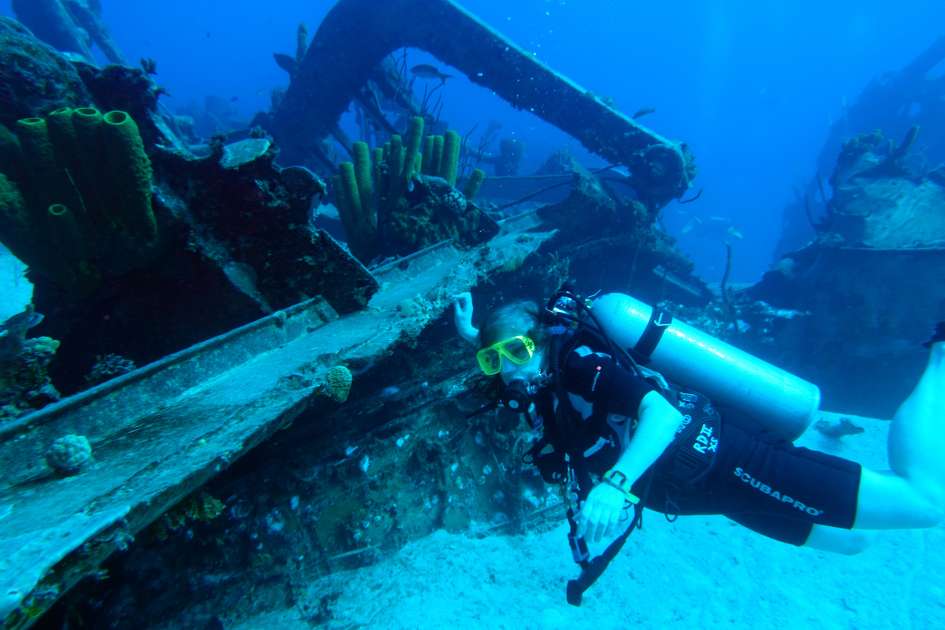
{"left": 3, "top": 0, "right": 943, "bottom": 280}
{"left": 4, "top": 4, "right": 945, "bottom": 627}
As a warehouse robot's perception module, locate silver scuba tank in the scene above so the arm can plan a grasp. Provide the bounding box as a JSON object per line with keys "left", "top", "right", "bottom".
{"left": 590, "top": 292, "right": 820, "bottom": 440}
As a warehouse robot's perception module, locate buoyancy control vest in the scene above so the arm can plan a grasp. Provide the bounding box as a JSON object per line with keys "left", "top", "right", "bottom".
{"left": 527, "top": 356, "right": 721, "bottom": 500}
{"left": 527, "top": 327, "right": 722, "bottom": 607}
{"left": 531, "top": 285, "right": 821, "bottom": 604}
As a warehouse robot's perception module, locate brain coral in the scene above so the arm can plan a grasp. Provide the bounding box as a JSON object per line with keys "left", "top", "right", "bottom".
{"left": 325, "top": 365, "right": 352, "bottom": 402}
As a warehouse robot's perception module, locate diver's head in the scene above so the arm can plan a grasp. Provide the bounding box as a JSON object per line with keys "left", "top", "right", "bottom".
{"left": 477, "top": 301, "right": 546, "bottom": 386}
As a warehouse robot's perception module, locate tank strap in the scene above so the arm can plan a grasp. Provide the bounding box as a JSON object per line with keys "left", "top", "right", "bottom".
{"left": 631, "top": 307, "right": 672, "bottom": 364}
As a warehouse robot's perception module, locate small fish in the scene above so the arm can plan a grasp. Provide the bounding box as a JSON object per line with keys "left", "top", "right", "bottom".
{"left": 632, "top": 107, "right": 656, "bottom": 120}
{"left": 681, "top": 216, "right": 743, "bottom": 241}
{"left": 229, "top": 96, "right": 239, "bottom": 103}
{"left": 273, "top": 52, "right": 298, "bottom": 76}
{"left": 814, "top": 417, "right": 865, "bottom": 439}
{"left": 680, "top": 217, "right": 700, "bottom": 235}
{"left": 0, "top": 305, "right": 44, "bottom": 360}
{"left": 411, "top": 64, "right": 452, "bottom": 83}
{"left": 2, "top": 305, "right": 43, "bottom": 337}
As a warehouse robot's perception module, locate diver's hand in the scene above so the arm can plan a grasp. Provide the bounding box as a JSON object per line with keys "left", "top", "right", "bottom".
{"left": 577, "top": 482, "right": 628, "bottom": 543}
{"left": 453, "top": 292, "right": 479, "bottom": 344}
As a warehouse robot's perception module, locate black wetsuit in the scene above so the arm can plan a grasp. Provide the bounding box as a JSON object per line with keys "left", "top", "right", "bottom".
{"left": 533, "top": 340, "right": 862, "bottom": 545}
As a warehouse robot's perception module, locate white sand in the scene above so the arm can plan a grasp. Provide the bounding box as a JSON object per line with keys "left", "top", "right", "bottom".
{"left": 236, "top": 414, "right": 945, "bottom": 629}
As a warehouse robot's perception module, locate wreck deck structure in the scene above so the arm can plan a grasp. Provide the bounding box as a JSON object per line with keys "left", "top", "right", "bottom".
{"left": 0, "top": 219, "right": 552, "bottom": 627}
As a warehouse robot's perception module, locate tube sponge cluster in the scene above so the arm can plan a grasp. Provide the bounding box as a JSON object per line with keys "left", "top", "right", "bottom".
{"left": 0, "top": 108, "right": 158, "bottom": 293}
{"left": 332, "top": 117, "right": 486, "bottom": 262}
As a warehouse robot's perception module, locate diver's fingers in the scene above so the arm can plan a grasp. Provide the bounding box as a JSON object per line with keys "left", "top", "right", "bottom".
{"left": 600, "top": 509, "right": 614, "bottom": 541}
{"left": 590, "top": 506, "right": 607, "bottom": 543}
{"left": 583, "top": 511, "right": 596, "bottom": 542}
{"left": 452, "top": 292, "right": 472, "bottom": 309}
{"left": 606, "top": 506, "right": 621, "bottom": 538}
{"left": 602, "top": 508, "right": 616, "bottom": 540}
{"left": 579, "top": 504, "right": 597, "bottom": 541}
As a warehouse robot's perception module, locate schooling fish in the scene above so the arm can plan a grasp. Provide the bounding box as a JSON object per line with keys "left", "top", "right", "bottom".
{"left": 411, "top": 64, "right": 452, "bottom": 83}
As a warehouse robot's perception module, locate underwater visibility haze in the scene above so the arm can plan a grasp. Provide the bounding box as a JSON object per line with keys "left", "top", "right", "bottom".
{"left": 0, "top": 0, "right": 944, "bottom": 628}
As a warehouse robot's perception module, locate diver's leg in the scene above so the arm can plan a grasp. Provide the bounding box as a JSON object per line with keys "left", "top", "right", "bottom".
{"left": 803, "top": 524, "right": 872, "bottom": 555}
{"left": 852, "top": 467, "right": 943, "bottom": 529}
{"left": 724, "top": 512, "right": 870, "bottom": 554}
{"left": 886, "top": 336, "right": 945, "bottom": 508}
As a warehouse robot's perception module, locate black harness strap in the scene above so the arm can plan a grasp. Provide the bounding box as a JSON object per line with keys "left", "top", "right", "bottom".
{"left": 564, "top": 468, "right": 657, "bottom": 606}
{"left": 543, "top": 306, "right": 664, "bottom": 606}
{"left": 630, "top": 307, "right": 672, "bottom": 365}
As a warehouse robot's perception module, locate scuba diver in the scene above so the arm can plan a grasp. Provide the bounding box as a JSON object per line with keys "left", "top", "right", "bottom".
{"left": 452, "top": 288, "right": 945, "bottom": 605}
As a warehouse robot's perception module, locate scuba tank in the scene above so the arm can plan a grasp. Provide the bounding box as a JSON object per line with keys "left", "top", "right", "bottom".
{"left": 590, "top": 292, "right": 820, "bottom": 440}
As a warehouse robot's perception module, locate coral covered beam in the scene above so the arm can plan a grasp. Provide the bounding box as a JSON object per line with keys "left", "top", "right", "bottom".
{"left": 268, "top": 0, "right": 695, "bottom": 208}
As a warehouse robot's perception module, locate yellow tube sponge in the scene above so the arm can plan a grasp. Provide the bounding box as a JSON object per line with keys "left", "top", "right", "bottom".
{"left": 463, "top": 168, "right": 486, "bottom": 200}
{"left": 46, "top": 108, "right": 78, "bottom": 163}
{"left": 14, "top": 117, "right": 61, "bottom": 212}
{"left": 71, "top": 107, "right": 106, "bottom": 222}
{"left": 100, "top": 110, "right": 156, "bottom": 242}
{"left": 338, "top": 161, "right": 372, "bottom": 259}
{"left": 440, "top": 130, "right": 461, "bottom": 186}
{"left": 431, "top": 135, "right": 444, "bottom": 179}
{"left": 402, "top": 116, "right": 425, "bottom": 183}
{"left": 352, "top": 141, "right": 375, "bottom": 230}
{"left": 421, "top": 135, "right": 435, "bottom": 176}
{"left": 46, "top": 203, "right": 84, "bottom": 263}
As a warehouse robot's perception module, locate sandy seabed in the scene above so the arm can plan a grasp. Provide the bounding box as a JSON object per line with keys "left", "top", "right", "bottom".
{"left": 236, "top": 416, "right": 945, "bottom": 629}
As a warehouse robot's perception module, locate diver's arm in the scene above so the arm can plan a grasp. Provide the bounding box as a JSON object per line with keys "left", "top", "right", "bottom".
{"left": 576, "top": 390, "right": 683, "bottom": 542}
{"left": 611, "top": 390, "right": 683, "bottom": 487}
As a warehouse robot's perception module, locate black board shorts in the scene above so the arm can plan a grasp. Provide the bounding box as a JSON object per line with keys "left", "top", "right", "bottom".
{"left": 644, "top": 420, "right": 863, "bottom": 545}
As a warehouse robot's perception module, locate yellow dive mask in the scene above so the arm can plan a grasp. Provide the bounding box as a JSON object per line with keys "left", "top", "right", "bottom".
{"left": 476, "top": 335, "right": 536, "bottom": 376}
